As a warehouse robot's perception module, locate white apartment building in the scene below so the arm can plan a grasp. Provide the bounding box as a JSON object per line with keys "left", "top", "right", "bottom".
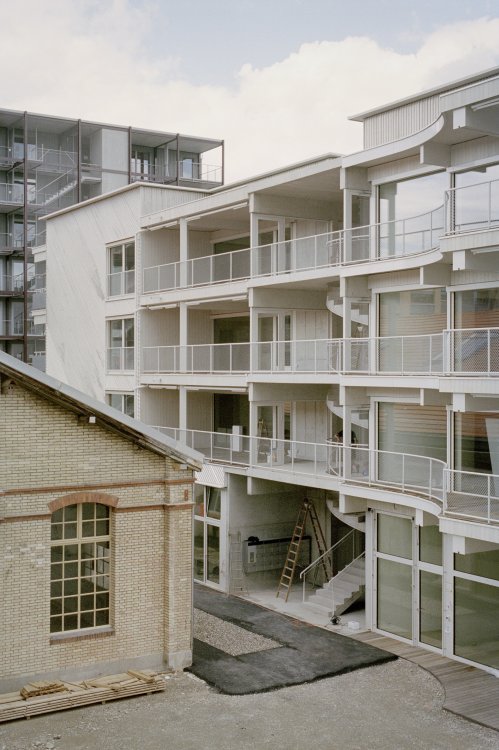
{"left": 45, "top": 67, "right": 499, "bottom": 676}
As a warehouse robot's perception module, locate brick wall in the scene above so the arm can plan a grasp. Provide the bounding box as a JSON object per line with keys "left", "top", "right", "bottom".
{"left": 0, "top": 382, "right": 194, "bottom": 689}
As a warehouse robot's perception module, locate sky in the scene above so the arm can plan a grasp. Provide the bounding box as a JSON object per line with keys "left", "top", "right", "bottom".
{"left": 3, "top": 0, "right": 499, "bottom": 181}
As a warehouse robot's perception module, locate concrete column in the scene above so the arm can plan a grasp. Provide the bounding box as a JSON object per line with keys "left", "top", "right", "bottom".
{"left": 442, "top": 533, "right": 454, "bottom": 658}
{"left": 179, "top": 302, "right": 187, "bottom": 371}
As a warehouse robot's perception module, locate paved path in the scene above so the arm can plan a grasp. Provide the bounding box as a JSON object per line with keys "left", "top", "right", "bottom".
{"left": 192, "top": 585, "right": 395, "bottom": 694}
{"left": 351, "top": 631, "right": 499, "bottom": 732}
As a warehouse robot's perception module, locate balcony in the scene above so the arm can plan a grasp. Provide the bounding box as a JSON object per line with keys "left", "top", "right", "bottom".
{"left": 152, "top": 427, "right": 445, "bottom": 505}
{"left": 0, "top": 183, "right": 24, "bottom": 208}
{"left": 0, "top": 272, "right": 24, "bottom": 295}
{"left": 445, "top": 179, "right": 499, "bottom": 235}
{"left": 142, "top": 205, "right": 444, "bottom": 294}
{"left": 0, "top": 145, "right": 23, "bottom": 168}
{"left": 131, "top": 162, "right": 222, "bottom": 186}
{"left": 444, "top": 469, "right": 499, "bottom": 524}
{"left": 141, "top": 330, "right": 498, "bottom": 377}
{"left": 0, "top": 317, "right": 24, "bottom": 337}
{"left": 143, "top": 343, "right": 250, "bottom": 373}
{"left": 106, "top": 347, "right": 134, "bottom": 371}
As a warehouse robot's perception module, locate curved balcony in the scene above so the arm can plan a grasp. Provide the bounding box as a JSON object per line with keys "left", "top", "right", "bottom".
{"left": 152, "top": 426, "right": 445, "bottom": 506}
{"left": 142, "top": 205, "right": 444, "bottom": 294}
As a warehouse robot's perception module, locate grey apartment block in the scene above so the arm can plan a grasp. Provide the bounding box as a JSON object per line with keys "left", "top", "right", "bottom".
{"left": 0, "top": 108, "right": 224, "bottom": 367}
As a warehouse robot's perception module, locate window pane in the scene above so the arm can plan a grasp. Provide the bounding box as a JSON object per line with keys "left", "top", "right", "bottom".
{"left": 124, "top": 243, "right": 135, "bottom": 271}
{"left": 454, "top": 577, "right": 499, "bottom": 669}
{"left": 420, "top": 571, "right": 442, "bottom": 648}
{"left": 207, "top": 488, "right": 221, "bottom": 519}
{"left": 419, "top": 525, "right": 442, "bottom": 566}
{"left": 110, "top": 246, "right": 123, "bottom": 273}
{"left": 377, "top": 515, "right": 412, "bottom": 559}
{"left": 377, "top": 558, "right": 412, "bottom": 639}
{"left": 124, "top": 319, "right": 134, "bottom": 347}
{"left": 194, "top": 485, "right": 205, "bottom": 517}
{"left": 194, "top": 520, "right": 204, "bottom": 580}
{"left": 82, "top": 504, "right": 95, "bottom": 520}
{"left": 454, "top": 549, "right": 499, "bottom": 581}
{"left": 207, "top": 525, "right": 220, "bottom": 584}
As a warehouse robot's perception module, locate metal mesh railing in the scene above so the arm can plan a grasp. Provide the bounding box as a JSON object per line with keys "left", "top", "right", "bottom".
{"left": 444, "top": 469, "right": 499, "bottom": 523}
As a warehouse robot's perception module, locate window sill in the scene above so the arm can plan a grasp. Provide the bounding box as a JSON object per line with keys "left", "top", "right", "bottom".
{"left": 50, "top": 626, "right": 114, "bottom": 644}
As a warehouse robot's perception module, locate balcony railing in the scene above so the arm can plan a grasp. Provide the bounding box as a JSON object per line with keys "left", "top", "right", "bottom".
{"left": 445, "top": 178, "right": 499, "bottom": 234}
{"left": 0, "top": 317, "right": 24, "bottom": 336}
{"left": 141, "top": 330, "right": 499, "bottom": 377}
{"left": 0, "top": 273, "right": 25, "bottom": 294}
{"left": 444, "top": 469, "right": 499, "bottom": 523}
{"left": 0, "top": 183, "right": 24, "bottom": 205}
{"left": 448, "top": 328, "right": 499, "bottom": 375}
{"left": 151, "top": 427, "right": 445, "bottom": 504}
{"left": 106, "top": 347, "right": 135, "bottom": 371}
{"left": 142, "top": 205, "right": 444, "bottom": 294}
{"left": 252, "top": 339, "right": 341, "bottom": 373}
{"left": 143, "top": 343, "right": 250, "bottom": 373}
{"left": 107, "top": 270, "right": 135, "bottom": 297}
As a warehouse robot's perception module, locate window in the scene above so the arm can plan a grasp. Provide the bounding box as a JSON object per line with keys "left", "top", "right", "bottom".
{"left": 50, "top": 503, "right": 110, "bottom": 633}
{"left": 107, "top": 392, "right": 134, "bottom": 417}
{"left": 107, "top": 318, "right": 134, "bottom": 370}
{"left": 108, "top": 242, "right": 135, "bottom": 296}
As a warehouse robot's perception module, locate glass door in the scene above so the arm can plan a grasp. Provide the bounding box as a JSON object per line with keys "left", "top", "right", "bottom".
{"left": 374, "top": 512, "right": 443, "bottom": 649}
{"left": 194, "top": 485, "right": 222, "bottom": 588}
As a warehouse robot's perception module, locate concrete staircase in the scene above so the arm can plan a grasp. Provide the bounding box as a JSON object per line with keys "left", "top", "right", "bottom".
{"left": 306, "top": 553, "right": 365, "bottom": 618}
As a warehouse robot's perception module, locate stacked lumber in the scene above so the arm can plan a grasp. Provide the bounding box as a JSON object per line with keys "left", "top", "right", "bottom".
{"left": 0, "top": 669, "right": 165, "bottom": 723}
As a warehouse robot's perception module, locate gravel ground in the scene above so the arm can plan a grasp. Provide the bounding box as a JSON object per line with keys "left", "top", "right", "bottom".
{"left": 194, "top": 608, "right": 281, "bottom": 656}
{"left": 1, "top": 661, "right": 498, "bottom": 750}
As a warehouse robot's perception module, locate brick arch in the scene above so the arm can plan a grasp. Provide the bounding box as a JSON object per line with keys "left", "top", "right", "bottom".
{"left": 48, "top": 492, "right": 120, "bottom": 513}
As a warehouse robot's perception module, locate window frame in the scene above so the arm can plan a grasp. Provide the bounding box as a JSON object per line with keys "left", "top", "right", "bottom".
{"left": 50, "top": 503, "right": 111, "bottom": 635}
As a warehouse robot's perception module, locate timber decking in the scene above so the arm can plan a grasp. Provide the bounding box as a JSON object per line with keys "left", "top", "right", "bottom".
{"left": 350, "top": 631, "right": 499, "bottom": 732}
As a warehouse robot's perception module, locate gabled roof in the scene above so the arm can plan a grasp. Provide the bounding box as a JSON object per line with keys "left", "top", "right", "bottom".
{"left": 0, "top": 352, "right": 202, "bottom": 470}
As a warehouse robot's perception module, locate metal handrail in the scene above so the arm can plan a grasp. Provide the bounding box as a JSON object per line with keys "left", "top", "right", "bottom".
{"left": 445, "top": 178, "right": 499, "bottom": 234}
{"left": 300, "top": 528, "right": 356, "bottom": 581}
{"left": 142, "top": 204, "right": 444, "bottom": 293}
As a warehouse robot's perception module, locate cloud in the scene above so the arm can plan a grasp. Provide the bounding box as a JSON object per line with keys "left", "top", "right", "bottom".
{"left": 2, "top": 4, "right": 499, "bottom": 181}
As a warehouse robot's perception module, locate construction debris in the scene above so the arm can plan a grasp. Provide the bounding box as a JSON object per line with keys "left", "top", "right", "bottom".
{"left": 0, "top": 670, "right": 166, "bottom": 723}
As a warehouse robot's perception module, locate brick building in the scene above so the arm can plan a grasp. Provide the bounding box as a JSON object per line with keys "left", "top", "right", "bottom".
{"left": 0, "top": 351, "right": 202, "bottom": 692}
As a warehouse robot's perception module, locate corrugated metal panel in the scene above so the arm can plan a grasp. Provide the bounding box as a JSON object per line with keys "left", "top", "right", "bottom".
{"left": 195, "top": 463, "right": 226, "bottom": 487}
{"left": 364, "top": 95, "right": 440, "bottom": 149}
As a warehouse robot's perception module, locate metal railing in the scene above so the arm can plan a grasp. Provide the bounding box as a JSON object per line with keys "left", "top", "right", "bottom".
{"left": 300, "top": 529, "right": 364, "bottom": 603}
{"left": 444, "top": 469, "right": 499, "bottom": 523}
{"left": 0, "top": 183, "right": 24, "bottom": 204}
{"left": 448, "top": 327, "right": 499, "bottom": 375}
{"left": 252, "top": 338, "right": 342, "bottom": 373}
{"left": 340, "top": 445, "right": 445, "bottom": 502}
{"left": 178, "top": 162, "right": 222, "bottom": 182}
{"left": 142, "top": 206, "right": 444, "bottom": 293}
{"left": 0, "top": 272, "right": 25, "bottom": 293}
{"left": 107, "top": 270, "right": 135, "bottom": 297}
{"left": 106, "top": 347, "right": 135, "bottom": 371}
{"left": 445, "top": 178, "right": 499, "bottom": 234}
{"left": 0, "top": 317, "right": 24, "bottom": 336}
{"left": 150, "top": 427, "right": 445, "bottom": 503}
{"left": 143, "top": 342, "right": 250, "bottom": 373}
{"left": 141, "top": 329, "right": 499, "bottom": 377}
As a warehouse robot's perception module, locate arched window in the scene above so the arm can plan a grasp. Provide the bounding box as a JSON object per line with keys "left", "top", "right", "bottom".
{"left": 50, "top": 503, "right": 110, "bottom": 633}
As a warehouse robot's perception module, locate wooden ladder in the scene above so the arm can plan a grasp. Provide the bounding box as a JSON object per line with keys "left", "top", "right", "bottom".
{"left": 276, "top": 498, "right": 331, "bottom": 602}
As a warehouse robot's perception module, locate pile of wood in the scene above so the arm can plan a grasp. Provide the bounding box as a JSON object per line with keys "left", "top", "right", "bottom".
{"left": 0, "top": 669, "right": 166, "bottom": 723}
